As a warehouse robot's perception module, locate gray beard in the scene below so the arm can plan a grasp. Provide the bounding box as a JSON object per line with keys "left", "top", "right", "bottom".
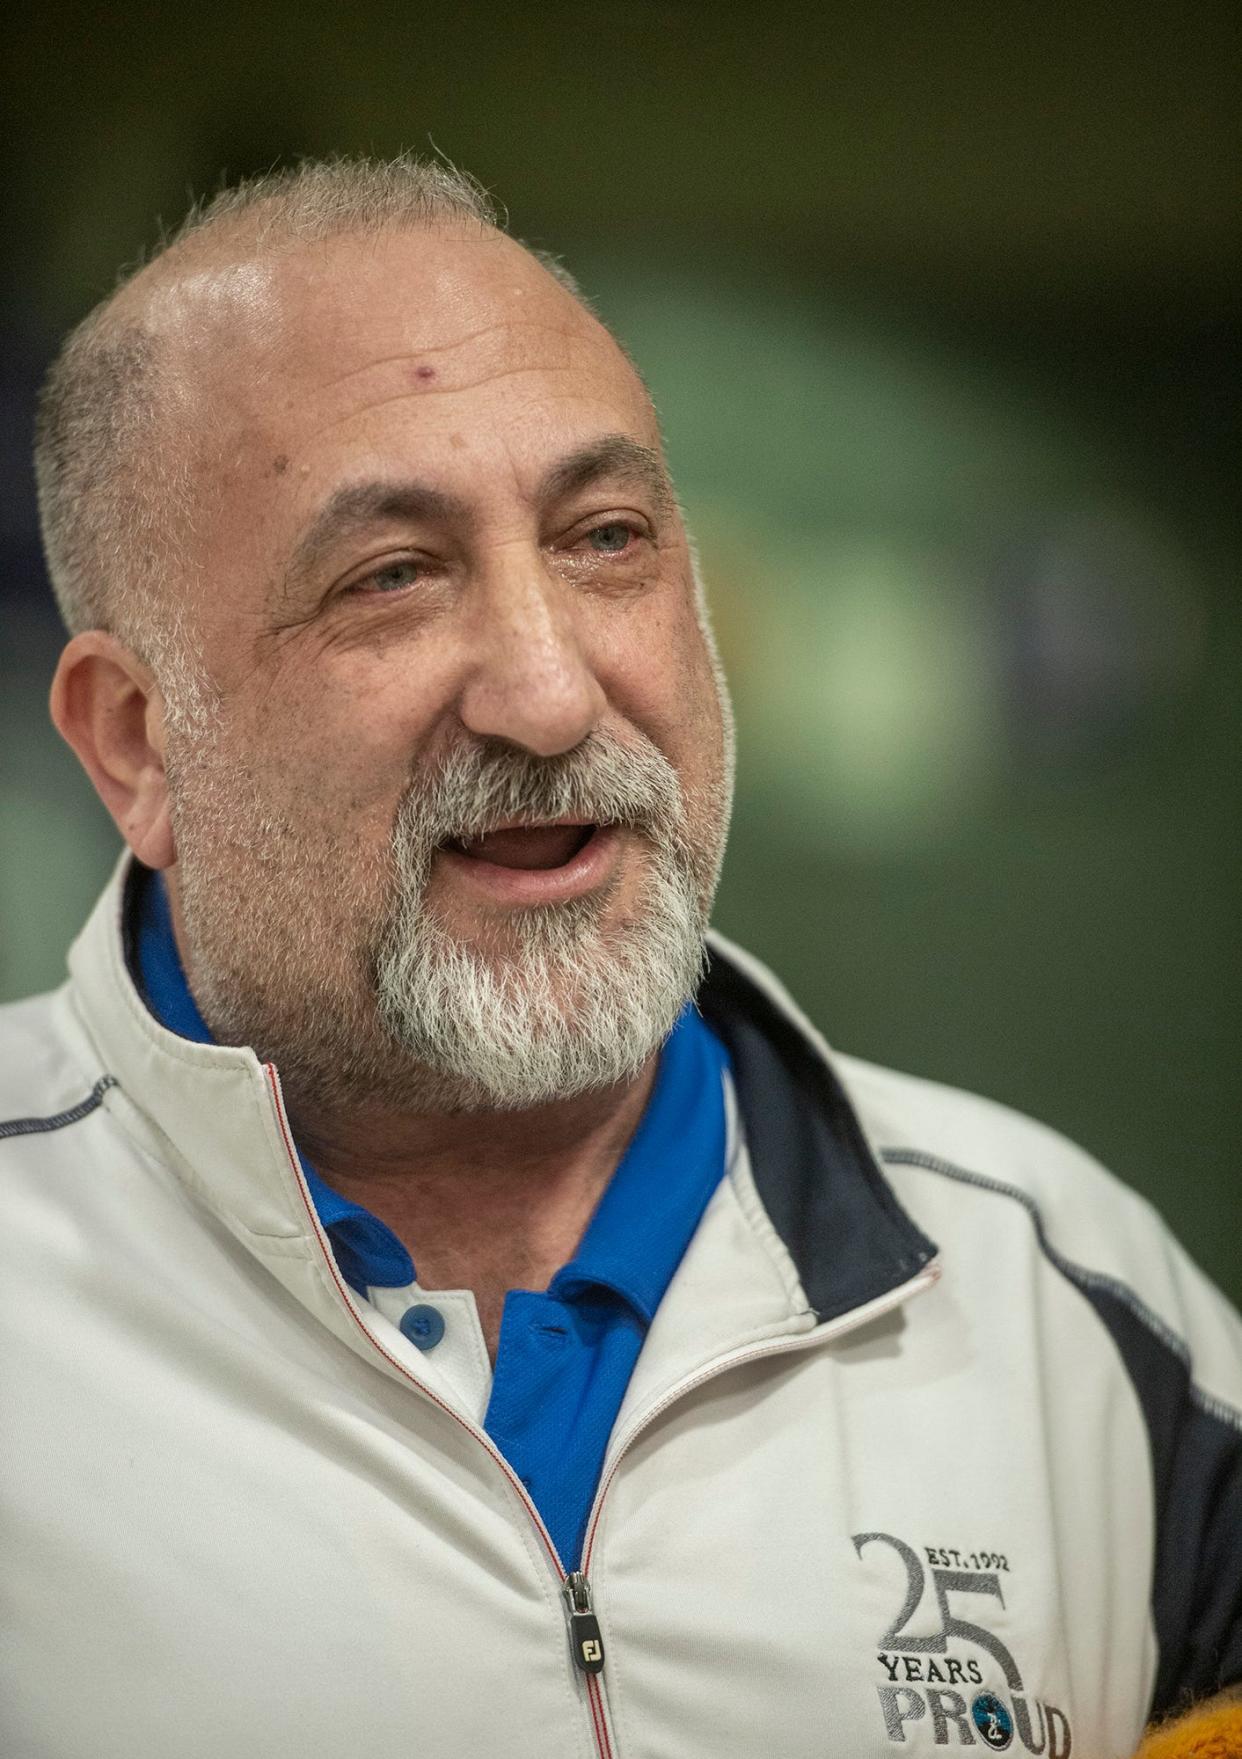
{"left": 172, "top": 727, "right": 726, "bottom": 1116}
{"left": 371, "top": 733, "right": 712, "bottom": 1111}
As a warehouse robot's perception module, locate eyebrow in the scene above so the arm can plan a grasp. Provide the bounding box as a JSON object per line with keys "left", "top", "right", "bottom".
{"left": 538, "top": 434, "right": 677, "bottom": 517}
{"left": 284, "top": 480, "right": 468, "bottom": 588}
{"left": 282, "top": 433, "right": 677, "bottom": 595}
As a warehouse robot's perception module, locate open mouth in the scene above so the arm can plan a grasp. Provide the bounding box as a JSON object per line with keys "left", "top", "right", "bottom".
{"left": 443, "top": 822, "right": 602, "bottom": 872}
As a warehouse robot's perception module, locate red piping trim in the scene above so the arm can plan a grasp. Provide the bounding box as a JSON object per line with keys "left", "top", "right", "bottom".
{"left": 587, "top": 1675, "right": 613, "bottom": 1759}
{"left": 582, "top": 1454, "right": 620, "bottom": 1575}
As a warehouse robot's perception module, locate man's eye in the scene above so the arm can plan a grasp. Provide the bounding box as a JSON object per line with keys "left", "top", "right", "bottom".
{"left": 358, "top": 559, "right": 422, "bottom": 594}
{"left": 585, "top": 523, "right": 635, "bottom": 554}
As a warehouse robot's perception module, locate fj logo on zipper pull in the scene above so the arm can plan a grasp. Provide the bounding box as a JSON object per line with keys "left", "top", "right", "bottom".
{"left": 563, "top": 1571, "right": 605, "bottom": 1674}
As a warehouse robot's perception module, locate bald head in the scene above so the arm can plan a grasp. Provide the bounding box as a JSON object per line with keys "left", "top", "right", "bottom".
{"left": 32, "top": 154, "right": 600, "bottom": 693}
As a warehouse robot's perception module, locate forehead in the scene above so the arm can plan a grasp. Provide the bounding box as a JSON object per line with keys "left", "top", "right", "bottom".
{"left": 175, "top": 226, "right": 656, "bottom": 471}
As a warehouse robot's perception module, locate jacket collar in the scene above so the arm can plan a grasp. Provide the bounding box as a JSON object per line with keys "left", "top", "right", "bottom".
{"left": 700, "top": 931, "right": 937, "bottom": 1321}
{"left": 69, "top": 856, "right": 315, "bottom": 1248}
{"left": 68, "top": 856, "right": 936, "bottom": 1322}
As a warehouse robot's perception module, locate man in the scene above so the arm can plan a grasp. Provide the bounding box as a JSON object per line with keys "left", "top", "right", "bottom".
{"left": 2, "top": 155, "right": 1238, "bottom": 1759}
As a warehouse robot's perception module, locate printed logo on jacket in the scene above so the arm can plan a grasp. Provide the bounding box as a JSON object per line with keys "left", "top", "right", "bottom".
{"left": 852, "top": 1532, "right": 1073, "bottom": 1753}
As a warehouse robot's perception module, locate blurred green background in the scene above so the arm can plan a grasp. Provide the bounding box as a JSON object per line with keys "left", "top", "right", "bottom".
{"left": 2, "top": 1, "right": 1238, "bottom": 1299}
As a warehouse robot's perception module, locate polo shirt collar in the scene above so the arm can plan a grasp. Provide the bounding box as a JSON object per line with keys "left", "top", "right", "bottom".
{"left": 550, "top": 1004, "right": 731, "bottom": 1323}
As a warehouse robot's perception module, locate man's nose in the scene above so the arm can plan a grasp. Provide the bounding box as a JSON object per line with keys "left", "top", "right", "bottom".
{"left": 454, "top": 554, "right": 608, "bottom": 757}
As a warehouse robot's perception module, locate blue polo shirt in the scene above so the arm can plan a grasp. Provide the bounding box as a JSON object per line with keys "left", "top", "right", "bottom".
{"left": 132, "top": 870, "right": 730, "bottom": 1569}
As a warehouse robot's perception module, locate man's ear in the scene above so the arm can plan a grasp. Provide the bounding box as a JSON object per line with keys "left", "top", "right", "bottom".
{"left": 50, "top": 631, "right": 176, "bottom": 870}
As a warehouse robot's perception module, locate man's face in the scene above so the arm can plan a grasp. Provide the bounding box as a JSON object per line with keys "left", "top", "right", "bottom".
{"left": 154, "top": 224, "right": 732, "bottom": 1113}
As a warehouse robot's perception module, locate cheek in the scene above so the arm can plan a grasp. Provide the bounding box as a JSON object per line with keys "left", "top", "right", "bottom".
{"left": 238, "top": 667, "right": 415, "bottom": 807}
{"left": 195, "top": 698, "right": 401, "bottom": 866}
{"left": 607, "top": 582, "right": 717, "bottom": 719}
{"left": 655, "top": 613, "right": 725, "bottom": 776}
{"left": 605, "top": 625, "right": 726, "bottom": 841}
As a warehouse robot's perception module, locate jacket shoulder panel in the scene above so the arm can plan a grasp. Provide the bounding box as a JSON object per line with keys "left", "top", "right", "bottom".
{"left": 836, "top": 1051, "right": 1242, "bottom": 1709}
{"left": 836, "top": 1050, "right": 1242, "bottom": 1410}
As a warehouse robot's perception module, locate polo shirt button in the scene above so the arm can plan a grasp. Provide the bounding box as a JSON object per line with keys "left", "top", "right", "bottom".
{"left": 399, "top": 1303, "right": 446, "bottom": 1350}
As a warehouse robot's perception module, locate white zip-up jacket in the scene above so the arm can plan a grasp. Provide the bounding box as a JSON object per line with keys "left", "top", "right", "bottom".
{"left": 2, "top": 859, "right": 1240, "bottom": 1759}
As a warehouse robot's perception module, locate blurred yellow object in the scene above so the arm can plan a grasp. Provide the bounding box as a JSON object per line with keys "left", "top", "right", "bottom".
{"left": 1134, "top": 1703, "right": 1242, "bottom": 1757}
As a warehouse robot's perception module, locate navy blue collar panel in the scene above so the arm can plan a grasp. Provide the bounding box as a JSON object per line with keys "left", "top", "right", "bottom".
{"left": 696, "top": 943, "right": 938, "bottom": 1322}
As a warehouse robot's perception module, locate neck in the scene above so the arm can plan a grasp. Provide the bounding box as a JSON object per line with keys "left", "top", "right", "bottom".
{"left": 288, "top": 1062, "right": 660, "bottom": 1351}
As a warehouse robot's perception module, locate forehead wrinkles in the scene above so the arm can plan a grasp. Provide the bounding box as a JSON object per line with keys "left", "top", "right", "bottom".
{"left": 261, "top": 234, "right": 638, "bottom": 414}
{"left": 269, "top": 258, "right": 637, "bottom": 402}
{"left": 319, "top": 313, "right": 610, "bottom": 395}
{"left": 225, "top": 322, "right": 657, "bottom": 531}
{"left": 297, "top": 344, "right": 642, "bottom": 459}
{"left": 139, "top": 222, "right": 646, "bottom": 447}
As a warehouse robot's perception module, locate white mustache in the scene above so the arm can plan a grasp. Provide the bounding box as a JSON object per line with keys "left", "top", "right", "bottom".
{"left": 394, "top": 730, "right": 684, "bottom": 858}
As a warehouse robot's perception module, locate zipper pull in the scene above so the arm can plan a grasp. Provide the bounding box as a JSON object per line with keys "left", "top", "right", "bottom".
{"left": 562, "top": 1571, "right": 605, "bottom": 1674}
